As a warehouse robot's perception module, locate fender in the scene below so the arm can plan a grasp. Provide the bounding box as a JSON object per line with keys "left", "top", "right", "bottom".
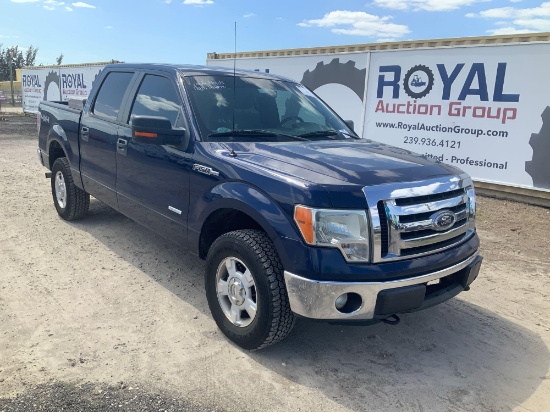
{"left": 47, "top": 124, "right": 84, "bottom": 189}
{"left": 189, "top": 181, "right": 302, "bottom": 263}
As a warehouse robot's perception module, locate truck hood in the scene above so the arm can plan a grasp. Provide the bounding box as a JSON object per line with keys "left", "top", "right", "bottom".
{"left": 229, "top": 139, "right": 461, "bottom": 187}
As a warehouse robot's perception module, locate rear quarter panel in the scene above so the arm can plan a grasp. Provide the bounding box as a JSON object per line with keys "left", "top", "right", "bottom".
{"left": 39, "top": 102, "right": 83, "bottom": 188}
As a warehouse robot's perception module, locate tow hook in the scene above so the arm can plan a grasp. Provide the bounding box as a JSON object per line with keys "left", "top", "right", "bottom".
{"left": 381, "top": 314, "right": 400, "bottom": 325}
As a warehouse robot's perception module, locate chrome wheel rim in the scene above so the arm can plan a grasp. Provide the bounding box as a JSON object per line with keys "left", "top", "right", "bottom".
{"left": 216, "top": 257, "right": 257, "bottom": 327}
{"left": 54, "top": 171, "right": 67, "bottom": 209}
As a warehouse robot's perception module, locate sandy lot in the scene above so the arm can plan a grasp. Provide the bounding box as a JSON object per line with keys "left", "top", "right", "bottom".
{"left": 0, "top": 115, "right": 549, "bottom": 411}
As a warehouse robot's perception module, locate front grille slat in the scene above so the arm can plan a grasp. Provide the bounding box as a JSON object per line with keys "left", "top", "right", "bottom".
{"left": 399, "top": 222, "right": 469, "bottom": 248}
{"left": 394, "top": 188, "right": 464, "bottom": 206}
{"left": 391, "top": 194, "right": 467, "bottom": 216}
{"left": 400, "top": 218, "right": 468, "bottom": 239}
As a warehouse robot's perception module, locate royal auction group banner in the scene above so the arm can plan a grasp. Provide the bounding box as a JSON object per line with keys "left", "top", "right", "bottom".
{"left": 22, "top": 65, "right": 104, "bottom": 114}
{"left": 364, "top": 43, "right": 550, "bottom": 191}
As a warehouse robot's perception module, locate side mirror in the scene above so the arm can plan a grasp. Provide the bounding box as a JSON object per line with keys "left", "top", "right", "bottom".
{"left": 344, "top": 120, "right": 355, "bottom": 131}
{"left": 131, "top": 115, "right": 187, "bottom": 147}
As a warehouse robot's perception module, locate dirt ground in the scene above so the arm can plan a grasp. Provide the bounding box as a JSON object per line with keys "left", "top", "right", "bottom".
{"left": 0, "top": 114, "right": 549, "bottom": 411}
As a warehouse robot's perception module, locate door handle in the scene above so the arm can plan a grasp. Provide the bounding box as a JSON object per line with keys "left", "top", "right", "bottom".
{"left": 117, "top": 138, "right": 128, "bottom": 156}
{"left": 81, "top": 126, "right": 89, "bottom": 142}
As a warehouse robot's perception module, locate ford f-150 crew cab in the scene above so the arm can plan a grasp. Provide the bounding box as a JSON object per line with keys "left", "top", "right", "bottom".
{"left": 37, "top": 64, "right": 482, "bottom": 350}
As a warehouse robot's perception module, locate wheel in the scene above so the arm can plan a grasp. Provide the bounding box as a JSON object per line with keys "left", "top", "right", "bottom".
{"left": 205, "top": 229, "right": 295, "bottom": 350}
{"left": 51, "top": 157, "right": 90, "bottom": 221}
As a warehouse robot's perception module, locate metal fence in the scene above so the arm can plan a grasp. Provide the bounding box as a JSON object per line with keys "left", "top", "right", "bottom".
{"left": 0, "top": 83, "right": 23, "bottom": 109}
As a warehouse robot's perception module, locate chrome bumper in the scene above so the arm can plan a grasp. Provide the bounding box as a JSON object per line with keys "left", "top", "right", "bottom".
{"left": 284, "top": 250, "right": 480, "bottom": 320}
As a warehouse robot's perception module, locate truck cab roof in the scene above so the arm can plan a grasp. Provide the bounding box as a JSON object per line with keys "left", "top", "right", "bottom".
{"left": 103, "top": 63, "right": 297, "bottom": 83}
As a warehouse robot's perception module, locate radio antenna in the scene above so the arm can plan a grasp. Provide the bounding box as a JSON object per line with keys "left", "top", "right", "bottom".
{"left": 229, "top": 21, "right": 237, "bottom": 157}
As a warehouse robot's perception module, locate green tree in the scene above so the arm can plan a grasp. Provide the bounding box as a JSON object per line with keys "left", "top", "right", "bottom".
{"left": 56, "top": 53, "right": 63, "bottom": 65}
{"left": 0, "top": 44, "right": 39, "bottom": 81}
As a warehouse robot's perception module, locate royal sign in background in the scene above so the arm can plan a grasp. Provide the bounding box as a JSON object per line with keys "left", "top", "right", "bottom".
{"left": 22, "top": 66, "right": 104, "bottom": 114}
{"left": 364, "top": 43, "right": 550, "bottom": 191}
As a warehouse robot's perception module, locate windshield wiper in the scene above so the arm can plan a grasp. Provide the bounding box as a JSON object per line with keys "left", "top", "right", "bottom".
{"left": 208, "top": 129, "right": 308, "bottom": 141}
{"left": 298, "top": 130, "right": 339, "bottom": 139}
{"left": 208, "top": 129, "right": 278, "bottom": 138}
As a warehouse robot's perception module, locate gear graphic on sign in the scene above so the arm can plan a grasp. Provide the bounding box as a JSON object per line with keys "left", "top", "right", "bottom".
{"left": 525, "top": 106, "right": 550, "bottom": 189}
{"left": 43, "top": 71, "right": 61, "bottom": 101}
{"left": 403, "top": 65, "right": 434, "bottom": 99}
{"left": 301, "top": 58, "right": 367, "bottom": 101}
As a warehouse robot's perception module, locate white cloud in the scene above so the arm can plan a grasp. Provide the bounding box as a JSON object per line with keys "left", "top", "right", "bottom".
{"left": 43, "top": 0, "right": 65, "bottom": 10}
{"left": 72, "top": 1, "right": 95, "bottom": 8}
{"left": 243, "top": 12, "right": 255, "bottom": 18}
{"left": 298, "top": 10, "right": 409, "bottom": 39}
{"left": 372, "top": 0, "right": 490, "bottom": 12}
{"left": 105, "top": 25, "right": 113, "bottom": 29}
{"left": 10, "top": 0, "right": 41, "bottom": 3}
{"left": 164, "top": 0, "right": 172, "bottom": 3}
{"left": 65, "top": 6, "right": 72, "bottom": 10}
{"left": 487, "top": 26, "right": 534, "bottom": 34}
{"left": 376, "top": 38, "right": 399, "bottom": 42}
{"left": 183, "top": 0, "right": 213, "bottom": 6}
{"left": 513, "top": 17, "right": 550, "bottom": 29}
{"left": 467, "top": 2, "right": 550, "bottom": 34}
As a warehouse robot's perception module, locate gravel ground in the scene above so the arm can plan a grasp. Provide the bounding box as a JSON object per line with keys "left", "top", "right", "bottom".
{"left": 0, "top": 114, "right": 549, "bottom": 411}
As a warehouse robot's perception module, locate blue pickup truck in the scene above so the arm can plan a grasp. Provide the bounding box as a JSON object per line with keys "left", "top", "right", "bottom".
{"left": 37, "top": 64, "right": 482, "bottom": 350}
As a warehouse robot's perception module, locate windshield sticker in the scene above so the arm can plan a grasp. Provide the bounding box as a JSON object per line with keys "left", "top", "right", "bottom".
{"left": 193, "top": 80, "right": 226, "bottom": 91}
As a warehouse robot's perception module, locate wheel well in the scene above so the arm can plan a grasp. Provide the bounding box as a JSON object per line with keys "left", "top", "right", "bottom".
{"left": 199, "top": 209, "right": 265, "bottom": 259}
{"left": 49, "top": 140, "right": 65, "bottom": 169}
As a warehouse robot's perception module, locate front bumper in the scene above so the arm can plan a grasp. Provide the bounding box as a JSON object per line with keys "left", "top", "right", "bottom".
{"left": 284, "top": 250, "right": 482, "bottom": 321}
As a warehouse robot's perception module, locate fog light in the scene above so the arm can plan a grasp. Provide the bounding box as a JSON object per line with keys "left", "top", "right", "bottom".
{"left": 335, "top": 294, "right": 348, "bottom": 310}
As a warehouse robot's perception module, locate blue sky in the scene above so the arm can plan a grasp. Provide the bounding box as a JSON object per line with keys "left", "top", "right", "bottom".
{"left": 1, "top": 0, "right": 549, "bottom": 66}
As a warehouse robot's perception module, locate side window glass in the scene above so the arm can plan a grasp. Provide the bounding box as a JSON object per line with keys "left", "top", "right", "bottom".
{"left": 92, "top": 72, "right": 134, "bottom": 121}
{"left": 129, "top": 75, "right": 181, "bottom": 127}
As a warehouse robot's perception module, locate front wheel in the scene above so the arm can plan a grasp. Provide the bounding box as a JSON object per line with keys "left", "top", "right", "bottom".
{"left": 51, "top": 157, "right": 90, "bottom": 221}
{"left": 205, "top": 230, "right": 295, "bottom": 350}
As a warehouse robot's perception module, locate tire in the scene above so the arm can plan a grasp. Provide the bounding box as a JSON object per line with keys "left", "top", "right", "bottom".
{"left": 205, "top": 229, "right": 295, "bottom": 350}
{"left": 51, "top": 157, "right": 90, "bottom": 221}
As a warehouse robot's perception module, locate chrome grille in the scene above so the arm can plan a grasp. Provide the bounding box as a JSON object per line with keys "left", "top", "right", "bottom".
{"left": 363, "top": 175, "right": 476, "bottom": 263}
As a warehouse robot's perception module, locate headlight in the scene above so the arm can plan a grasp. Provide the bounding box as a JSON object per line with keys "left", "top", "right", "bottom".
{"left": 294, "top": 205, "right": 370, "bottom": 262}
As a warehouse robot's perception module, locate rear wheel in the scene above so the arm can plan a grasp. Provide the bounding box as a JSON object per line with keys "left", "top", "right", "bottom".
{"left": 205, "top": 229, "right": 295, "bottom": 350}
{"left": 51, "top": 157, "right": 90, "bottom": 221}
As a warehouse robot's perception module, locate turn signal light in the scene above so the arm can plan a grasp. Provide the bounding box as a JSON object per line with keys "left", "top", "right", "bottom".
{"left": 294, "top": 206, "right": 313, "bottom": 244}
{"left": 134, "top": 131, "right": 158, "bottom": 138}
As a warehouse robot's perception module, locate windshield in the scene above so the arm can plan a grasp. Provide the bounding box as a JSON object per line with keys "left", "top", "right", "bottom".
{"left": 183, "top": 75, "right": 357, "bottom": 142}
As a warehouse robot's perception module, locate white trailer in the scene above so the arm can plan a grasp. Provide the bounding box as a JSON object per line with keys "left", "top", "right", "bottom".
{"left": 207, "top": 32, "right": 550, "bottom": 200}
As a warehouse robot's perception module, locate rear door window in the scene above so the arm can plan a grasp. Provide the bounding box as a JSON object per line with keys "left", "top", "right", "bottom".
{"left": 92, "top": 72, "right": 134, "bottom": 121}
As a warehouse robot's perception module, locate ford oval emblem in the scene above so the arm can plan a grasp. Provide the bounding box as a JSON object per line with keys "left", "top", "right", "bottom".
{"left": 431, "top": 210, "right": 456, "bottom": 231}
